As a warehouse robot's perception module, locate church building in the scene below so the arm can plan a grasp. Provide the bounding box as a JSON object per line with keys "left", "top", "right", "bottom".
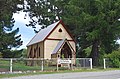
{"left": 27, "top": 20, "right": 76, "bottom": 59}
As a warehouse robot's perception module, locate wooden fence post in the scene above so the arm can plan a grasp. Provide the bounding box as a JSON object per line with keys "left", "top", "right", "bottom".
{"left": 90, "top": 58, "right": 93, "bottom": 69}
{"left": 103, "top": 58, "right": 106, "bottom": 69}
{"left": 41, "top": 59, "right": 44, "bottom": 71}
{"left": 10, "top": 58, "right": 13, "bottom": 73}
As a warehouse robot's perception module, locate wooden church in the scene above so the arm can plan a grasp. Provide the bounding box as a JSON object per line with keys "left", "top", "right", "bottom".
{"left": 27, "top": 20, "right": 76, "bottom": 59}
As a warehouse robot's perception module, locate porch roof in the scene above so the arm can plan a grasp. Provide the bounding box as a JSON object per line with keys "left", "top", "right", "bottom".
{"left": 52, "top": 39, "right": 74, "bottom": 54}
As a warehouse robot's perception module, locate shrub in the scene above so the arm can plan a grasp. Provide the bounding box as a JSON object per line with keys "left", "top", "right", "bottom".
{"left": 0, "top": 52, "right": 2, "bottom": 58}
{"left": 106, "top": 50, "right": 120, "bottom": 68}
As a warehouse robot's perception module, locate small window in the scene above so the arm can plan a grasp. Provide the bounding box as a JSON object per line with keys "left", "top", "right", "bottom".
{"left": 58, "top": 28, "right": 62, "bottom": 32}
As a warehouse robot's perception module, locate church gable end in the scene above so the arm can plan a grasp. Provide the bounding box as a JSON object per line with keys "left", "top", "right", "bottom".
{"left": 46, "top": 22, "right": 73, "bottom": 41}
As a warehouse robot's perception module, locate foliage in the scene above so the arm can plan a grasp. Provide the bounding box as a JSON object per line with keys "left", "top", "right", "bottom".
{"left": 21, "top": 49, "right": 27, "bottom": 58}
{"left": 63, "top": 0, "right": 120, "bottom": 66}
{"left": 23, "top": 0, "right": 120, "bottom": 65}
{"left": 106, "top": 49, "right": 120, "bottom": 68}
{"left": 0, "top": 52, "right": 2, "bottom": 58}
{"left": 0, "top": 49, "right": 23, "bottom": 58}
{"left": 8, "top": 49, "right": 23, "bottom": 58}
{"left": 0, "top": 0, "right": 24, "bottom": 58}
{"left": 83, "top": 46, "right": 92, "bottom": 57}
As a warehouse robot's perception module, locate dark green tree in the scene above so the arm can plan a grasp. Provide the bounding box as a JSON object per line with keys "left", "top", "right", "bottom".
{"left": 21, "top": 48, "right": 27, "bottom": 58}
{"left": 24, "top": 0, "right": 120, "bottom": 66}
{"left": 0, "top": 0, "right": 24, "bottom": 58}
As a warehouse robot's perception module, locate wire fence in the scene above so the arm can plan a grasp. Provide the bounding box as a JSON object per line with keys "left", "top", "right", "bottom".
{"left": 0, "top": 58, "right": 112, "bottom": 73}
{"left": 75, "top": 58, "right": 92, "bottom": 69}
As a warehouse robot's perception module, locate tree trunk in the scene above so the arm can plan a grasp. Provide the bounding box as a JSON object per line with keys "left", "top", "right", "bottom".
{"left": 90, "top": 39, "right": 100, "bottom": 66}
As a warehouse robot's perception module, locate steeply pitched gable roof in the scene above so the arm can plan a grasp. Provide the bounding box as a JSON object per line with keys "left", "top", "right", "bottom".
{"left": 27, "top": 21, "right": 60, "bottom": 46}
{"left": 27, "top": 20, "right": 75, "bottom": 46}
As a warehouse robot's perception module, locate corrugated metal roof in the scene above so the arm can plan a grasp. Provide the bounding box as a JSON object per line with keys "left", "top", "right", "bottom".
{"left": 52, "top": 39, "right": 66, "bottom": 54}
{"left": 27, "top": 21, "right": 60, "bottom": 46}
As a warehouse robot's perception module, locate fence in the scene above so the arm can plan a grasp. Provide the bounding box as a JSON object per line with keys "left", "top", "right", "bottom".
{"left": 1, "top": 58, "right": 112, "bottom": 73}
{"left": 75, "top": 58, "right": 92, "bottom": 69}
{"left": 0, "top": 58, "right": 92, "bottom": 73}
{"left": 103, "top": 58, "right": 113, "bottom": 69}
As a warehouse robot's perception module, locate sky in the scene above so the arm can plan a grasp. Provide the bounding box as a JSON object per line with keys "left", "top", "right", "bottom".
{"left": 13, "top": 12, "right": 40, "bottom": 49}
{"left": 13, "top": 12, "right": 120, "bottom": 49}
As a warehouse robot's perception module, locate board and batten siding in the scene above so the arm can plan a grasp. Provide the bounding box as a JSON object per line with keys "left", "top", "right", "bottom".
{"left": 39, "top": 42, "right": 44, "bottom": 58}
{"left": 44, "top": 40, "right": 60, "bottom": 59}
{"left": 27, "top": 46, "right": 31, "bottom": 57}
{"left": 27, "top": 42, "right": 44, "bottom": 58}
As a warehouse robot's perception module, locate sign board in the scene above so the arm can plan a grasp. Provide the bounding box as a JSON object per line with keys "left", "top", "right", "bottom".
{"left": 58, "top": 59, "right": 71, "bottom": 64}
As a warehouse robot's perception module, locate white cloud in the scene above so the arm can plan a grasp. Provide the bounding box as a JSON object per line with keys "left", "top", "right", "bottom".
{"left": 13, "top": 11, "right": 41, "bottom": 30}
{"left": 13, "top": 11, "right": 30, "bottom": 24}
{"left": 117, "top": 40, "right": 120, "bottom": 44}
{"left": 118, "top": 18, "right": 120, "bottom": 21}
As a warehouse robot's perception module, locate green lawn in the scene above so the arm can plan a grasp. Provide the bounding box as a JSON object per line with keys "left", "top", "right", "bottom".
{"left": 0, "top": 60, "right": 57, "bottom": 72}
{"left": 0, "top": 60, "right": 41, "bottom": 71}
{"left": 0, "top": 60, "right": 10, "bottom": 71}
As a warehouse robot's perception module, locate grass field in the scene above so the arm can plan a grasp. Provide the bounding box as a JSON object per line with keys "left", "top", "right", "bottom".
{"left": 0, "top": 60, "right": 57, "bottom": 72}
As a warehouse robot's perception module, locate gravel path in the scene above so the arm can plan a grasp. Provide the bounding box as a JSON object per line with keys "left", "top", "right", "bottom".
{"left": 2, "top": 70, "right": 120, "bottom": 79}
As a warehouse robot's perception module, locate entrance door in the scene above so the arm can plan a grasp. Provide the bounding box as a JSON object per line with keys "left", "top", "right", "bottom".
{"left": 61, "top": 42, "right": 72, "bottom": 58}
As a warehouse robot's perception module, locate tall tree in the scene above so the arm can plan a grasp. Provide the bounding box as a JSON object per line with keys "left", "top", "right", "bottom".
{"left": 0, "top": 0, "right": 24, "bottom": 58}
{"left": 24, "top": 0, "right": 120, "bottom": 66}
